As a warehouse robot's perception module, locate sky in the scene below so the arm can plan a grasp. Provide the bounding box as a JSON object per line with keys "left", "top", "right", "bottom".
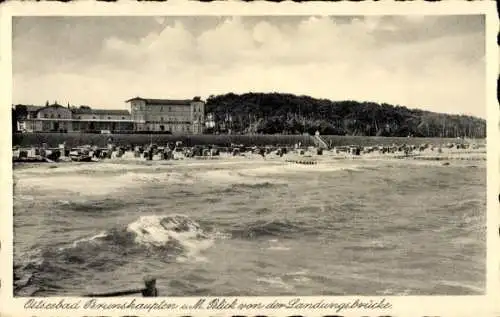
{"left": 12, "top": 15, "right": 486, "bottom": 118}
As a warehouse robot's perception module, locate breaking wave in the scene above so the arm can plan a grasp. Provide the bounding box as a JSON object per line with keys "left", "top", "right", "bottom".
{"left": 14, "top": 169, "right": 193, "bottom": 197}
{"left": 126, "top": 214, "right": 213, "bottom": 255}
{"left": 57, "top": 198, "right": 129, "bottom": 214}
{"left": 230, "top": 219, "right": 312, "bottom": 239}
{"left": 14, "top": 214, "right": 215, "bottom": 296}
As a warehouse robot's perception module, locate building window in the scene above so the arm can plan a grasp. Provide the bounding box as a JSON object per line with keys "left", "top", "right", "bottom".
{"left": 44, "top": 114, "right": 48, "bottom": 118}
{"left": 169, "top": 106, "right": 172, "bottom": 111}
{"left": 93, "top": 116, "right": 96, "bottom": 119}
{"left": 122, "top": 117, "right": 125, "bottom": 119}
{"left": 50, "top": 114, "right": 54, "bottom": 118}
{"left": 78, "top": 116, "right": 81, "bottom": 119}
{"left": 108, "top": 117, "right": 111, "bottom": 119}
{"left": 58, "top": 114, "right": 61, "bottom": 118}
{"left": 160, "top": 107, "right": 163, "bottom": 111}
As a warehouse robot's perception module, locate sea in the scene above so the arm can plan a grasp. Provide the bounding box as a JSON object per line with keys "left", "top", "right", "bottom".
{"left": 12, "top": 156, "right": 486, "bottom": 296}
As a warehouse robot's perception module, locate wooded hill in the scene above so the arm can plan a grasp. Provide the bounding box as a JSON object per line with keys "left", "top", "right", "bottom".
{"left": 205, "top": 92, "right": 486, "bottom": 138}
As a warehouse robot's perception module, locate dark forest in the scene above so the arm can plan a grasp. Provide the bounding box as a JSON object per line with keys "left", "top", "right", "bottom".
{"left": 205, "top": 92, "right": 486, "bottom": 138}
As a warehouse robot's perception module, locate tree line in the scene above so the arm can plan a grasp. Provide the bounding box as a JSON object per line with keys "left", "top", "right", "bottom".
{"left": 205, "top": 92, "right": 486, "bottom": 138}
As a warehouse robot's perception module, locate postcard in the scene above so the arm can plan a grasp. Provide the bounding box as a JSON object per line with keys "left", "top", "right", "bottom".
{"left": 0, "top": 1, "right": 498, "bottom": 317}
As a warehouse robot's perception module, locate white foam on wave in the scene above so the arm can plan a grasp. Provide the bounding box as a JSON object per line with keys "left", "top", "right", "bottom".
{"left": 267, "top": 246, "right": 291, "bottom": 251}
{"left": 15, "top": 175, "right": 128, "bottom": 196}
{"left": 117, "top": 171, "right": 193, "bottom": 185}
{"left": 71, "top": 232, "right": 108, "bottom": 247}
{"left": 266, "top": 239, "right": 291, "bottom": 251}
{"left": 14, "top": 194, "right": 36, "bottom": 202}
{"left": 193, "top": 161, "right": 364, "bottom": 188}
{"left": 17, "top": 248, "right": 44, "bottom": 268}
{"left": 195, "top": 169, "right": 281, "bottom": 186}
{"left": 15, "top": 162, "right": 141, "bottom": 176}
{"left": 256, "top": 276, "right": 294, "bottom": 290}
{"left": 285, "top": 271, "right": 311, "bottom": 283}
{"left": 436, "top": 280, "right": 484, "bottom": 293}
{"left": 126, "top": 215, "right": 213, "bottom": 261}
{"left": 286, "top": 270, "right": 309, "bottom": 276}
{"left": 57, "top": 231, "right": 108, "bottom": 251}
{"left": 14, "top": 169, "right": 190, "bottom": 197}
{"left": 14, "top": 159, "right": 367, "bottom": 198}
{"left": 237, "top": 162, "right": 362, "bottom": 177}
{"left": 196, "top": 170, "right": 245, "bottom": 183}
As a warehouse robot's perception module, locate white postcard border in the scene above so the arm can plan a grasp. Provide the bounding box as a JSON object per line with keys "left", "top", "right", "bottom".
{"left": 0, "top": 2, "right": 498, "bottom": 317}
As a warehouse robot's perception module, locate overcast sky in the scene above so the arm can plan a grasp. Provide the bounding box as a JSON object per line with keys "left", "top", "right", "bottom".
{"left": 12, "top": 15, "right": 486, "bottom": 118}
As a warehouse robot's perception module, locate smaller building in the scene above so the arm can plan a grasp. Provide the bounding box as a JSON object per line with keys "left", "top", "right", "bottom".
{"left": 16, "top": 103, "right": 134, "bottom": 133}
{"left": 71, "top": 107, "right": 133, "bottom": 132}
{"left": 26, "top": 105, "right": 43, "bottom": 119}
{"left": 20, "top": 104, "right": 72, "bottom": 132}
{"left": 17, "top": 105, "right": 43, "bottom": 132}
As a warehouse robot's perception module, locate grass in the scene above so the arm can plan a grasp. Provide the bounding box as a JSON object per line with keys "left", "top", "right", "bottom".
{"left": 320, "top": 135, "right": 484, "bottom": 147}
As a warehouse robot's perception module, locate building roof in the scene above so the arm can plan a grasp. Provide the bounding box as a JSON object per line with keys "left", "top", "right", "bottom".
{"left": 13, "top": 105, "right": 45, "bottom": 112}
{"left": 71, "top": 108, "right": 130, "bottom": 115}
{"left": 25, "top": 105, "right": 44, "bottom": 112}
{"left": 42, "top": 104, "right": 71, "bottom": 110}
{"left": 125, "top": 97, "right": 199, "bottom": 106}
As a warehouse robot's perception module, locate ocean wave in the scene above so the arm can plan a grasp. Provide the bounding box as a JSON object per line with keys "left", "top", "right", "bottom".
{"left": 14, "top": 214, "right": 216, "bottom": 296}
{"left": 14, "top": 247, "right": 89, "bottom": 296}
{"left": 118, "top": 171, "right": 194, "bottom": 185}
{"left": 230, "top": 219, "right": 311, "bottom": 239}
{"left": 13, "top": 158, "right": 485, "bottom": 296}
{"left": 284, "top": 270, "right": 311, "bottom": 283}
{"left": 343, "top": 240, "right": 398, "bottom": 251}
{"left": 236, "top": 163, "right": 363, "bottom": 177}
{"left": 209, "top": 182, "right": 286, "bottom": 195}
{"left": 195, "top": 169, "right": 275, "bottom": 186}
{"left": 195, "top": 169, "right": 288, "bottom": 194}
{"left": 67, "top": 232, "right": 109, "bottom": 249}
{"left": 256, "top": 276, "right": 294, "bottom": 290}
{"left": 434, "top": 280, "right": 484, "bottom": 294}
{"left": 52, "top": 214, "right": 215, "bottom": 260}
{"left": 446, "top": 198, "right": 484, "bottom": 212}
{"left": 234, "top": 182, "right": 280, "bottom": 189}
{"left": 267, "top": 246, "right": 290, "bottom": 251}
{"left": 126, "top": 215, "right": 213, "bottom": 256}
{"left": 57, "top": 198, "right": 128, "bottom": 214}
{"left": 14, "top": 170, "right": 192, "bottom": 197}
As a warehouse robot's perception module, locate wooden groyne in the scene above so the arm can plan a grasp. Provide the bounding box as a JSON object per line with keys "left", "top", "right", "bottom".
{"left": 411, "top": 156, "right": 486, "bottom": 161}
{"left": 285, "top": 159, "right": 318, "bottom": 165}
{"left": 84, "top": 278, "right": 158, "bottom": 297}
{"left": 193, "top": 156, "right": 221, "bottom": 160}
